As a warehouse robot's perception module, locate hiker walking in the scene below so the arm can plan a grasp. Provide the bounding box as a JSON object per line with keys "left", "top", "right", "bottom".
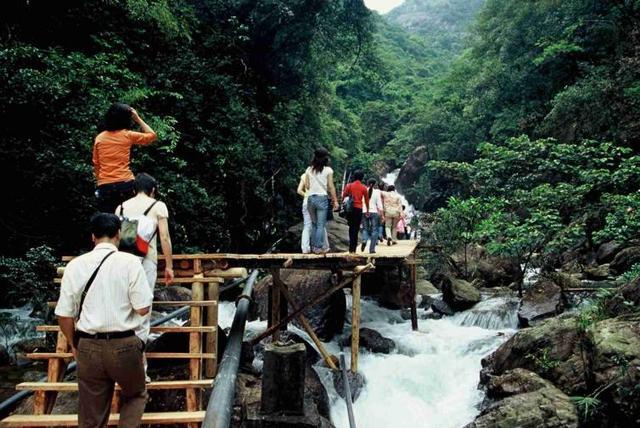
{"left": 93, "top": 103, "right": 157, "bottom": 213}
{"left": 297, "top": 173, "right": 329, "bottom": 254}
{"left": 383, "top": 185, "right": 403, "bottom": 245}
{"left": 55, "top": 213, "right": 152, "bottom": 428}
{"left": 342, "top": 170, "right": 369, "bottom": 253}
{"left": 360, "top": 178, "right": 383, "bottom": 253}
{"left": 304, "top": 148, "right": 339, "bottom": 254}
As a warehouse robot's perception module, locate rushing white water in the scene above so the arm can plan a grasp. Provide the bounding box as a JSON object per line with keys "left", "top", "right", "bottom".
{"left": 0, "top": 305, "right": 43, "bottom": 356}
{"left": 219, "top": 293, "right": 518, "bottom": 428}
{"left": 382, "top": 169, "right": 418, "bottom": 238}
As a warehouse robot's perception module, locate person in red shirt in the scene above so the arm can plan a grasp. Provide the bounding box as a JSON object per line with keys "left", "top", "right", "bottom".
{"left": 342, "top": 170, "right": 370, "bottom": 253}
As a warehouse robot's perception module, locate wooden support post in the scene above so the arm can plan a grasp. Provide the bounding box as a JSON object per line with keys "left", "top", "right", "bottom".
{"left": 270, "top": 269, "right": 283, "bottom": 342}
{"left": 204, "top": 278, "right": 219, "bottom": 378}
{"left": 110, "top": 390, "right": 121, "bottom": 414}
{"left": 250, "top": 264, "right": 374, "bottom": 346}
{"left": 351, "top": 273, "right": 361, "bottom": 374}
{"left": 187, "top": 259, "right": 203, "bottom": 428}
{"left": 36, "top": 331, "right": 68, "bottom": 414}
{"left": 409, "top": 259, "right": 418, "bottom": 331}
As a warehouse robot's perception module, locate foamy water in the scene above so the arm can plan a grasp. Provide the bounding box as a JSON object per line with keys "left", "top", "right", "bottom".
{"left": 219, "top": 294, "right": 517, "bottom": 428}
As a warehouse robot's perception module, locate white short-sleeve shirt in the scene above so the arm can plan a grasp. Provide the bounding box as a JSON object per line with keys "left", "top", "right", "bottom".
{"left": 306, "top": 166, "right": 333, "bottom": 196}
{"left": 55, "top": 243, "right": 153, "bottom": 335}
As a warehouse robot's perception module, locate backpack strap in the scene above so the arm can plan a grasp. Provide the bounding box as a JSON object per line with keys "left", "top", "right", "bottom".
{"left": 77, "top": 251, "right": 116, "bottom": 320}
{"left": 143, "top": 200, "right": 159, "bottom": 216}
{"left": 119, "top": 204, "right": 124, "bottom": 216}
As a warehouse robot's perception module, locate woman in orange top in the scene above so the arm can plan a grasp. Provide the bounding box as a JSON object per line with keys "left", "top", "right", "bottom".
{"left": 93, "top": 103, "right": 157, "bottom": 213}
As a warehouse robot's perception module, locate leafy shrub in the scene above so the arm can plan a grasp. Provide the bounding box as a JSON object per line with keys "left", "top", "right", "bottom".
{"left": 0, "top": 246, "right": 57, "bottom": 308}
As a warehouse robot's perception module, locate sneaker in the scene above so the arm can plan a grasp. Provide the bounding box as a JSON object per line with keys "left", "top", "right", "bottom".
{"left": 360, "top": 242, "right": 366, "bottom": 252}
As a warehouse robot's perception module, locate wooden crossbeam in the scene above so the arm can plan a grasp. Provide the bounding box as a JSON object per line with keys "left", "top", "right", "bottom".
{"left": 47, "top": 301, "right": 217, "bottom": 308}
{"left": 0, "top": 411, "right": 206, "bottom": 426}
{"left": 16, "top": 380, "right": 213, "bottom": 392}
{"left": 27, "top": 352, "right": 215, "bottom": 360}
{"left": 53, "top": 277, "right": 223, "bottom": 285}
{"left": 36, "top": 326, "right": 216, "bottom": 333}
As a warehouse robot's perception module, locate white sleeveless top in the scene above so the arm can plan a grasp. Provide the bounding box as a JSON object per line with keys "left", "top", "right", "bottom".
{"left": 306, "top": 166, "right": 333, "bottom": 196}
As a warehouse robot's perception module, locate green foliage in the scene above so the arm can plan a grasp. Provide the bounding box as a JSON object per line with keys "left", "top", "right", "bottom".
{"left": 618, "top": 263, "right": 640, "bottom": 283}
{"left": 526, "top": 348, "right": 560, "bottom": 374}
{"left": 577, "top": 288, "right": 615, "bottom": 332}
{"left": 0, "top": 246, "right": 57, "bottom": 307}
{"left": 571, "top": 395, "right": 602, "bottom": 422}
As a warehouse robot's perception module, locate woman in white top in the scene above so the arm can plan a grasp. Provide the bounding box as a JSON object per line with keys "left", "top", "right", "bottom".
{"left": 383, "top": 185, "right": 403, "bottom": 245}
{"left": 297, "top": 173, "right": 329, "bottom": 253}
{"left": 304, "top": 148, "right": 339, "bottom": 254}
{"left": 361, "top": 178, "right": 384, "bottom": 253}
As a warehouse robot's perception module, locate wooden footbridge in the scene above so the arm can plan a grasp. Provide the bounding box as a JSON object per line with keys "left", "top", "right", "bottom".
{"left": 1, "top": 240, "right": 420, "bottom": 427}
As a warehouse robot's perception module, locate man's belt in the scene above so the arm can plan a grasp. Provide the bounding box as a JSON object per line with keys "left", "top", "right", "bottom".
{"left": 76, "top": 330, "right": 135, "bottom": 340}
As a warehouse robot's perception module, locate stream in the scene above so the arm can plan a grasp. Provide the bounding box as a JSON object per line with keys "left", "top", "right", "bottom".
{"left": 218, "top": 292, "right": 519, "bottom": 428}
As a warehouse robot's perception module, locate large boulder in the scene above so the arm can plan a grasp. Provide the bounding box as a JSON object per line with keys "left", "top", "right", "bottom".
{"left": 586, "top": 317, "right": 640, "bottom": 425}
{"left": 517, "top": 279, "right": 564, "bottom": 327}
{"left": 606, "top": 277, "right": 640, "bottom": 316}
{"left": 596, "top": 241, "right": 623, "bottom": 264}
{"left": 472, "top": 257, "right": 521, "bottom": 288}
{"left": 342, "top": 328, "right": 396, "bottom": 354}
{"left": 284, "top": 216, "right": 350, "bottom": 253}
{"left": 430, "top": 299, "right": 455, "bottom": 316}
{"left": 583, "top": 263, "right": 610, "bottom": 280}
{"left": 395, "top": 145, "right": 429, "bottom": 195}
{"left": 610, "top": 246, "right": 640, "bottom": 275}
{"left": 468, "top": 369, "right": 578, "bottom": 428}
{"left": 481, "top": 315, "right": 588, "bottom": 396}
{"left": 362, "top": 266, "right": 413, "bottom": 309}
{"left": 254, "top": 270, "right": 345, "bottom": 342}
{"left": 415, "top": 279, "right": 438, "bottom": 295}
{"left": 332, "top": 369, "right": 366, "bottom": 402}
{"left": 441, "top": 277, "right": 480, "bottom": 311}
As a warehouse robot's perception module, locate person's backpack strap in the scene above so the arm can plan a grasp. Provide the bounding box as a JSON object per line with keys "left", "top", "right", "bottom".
{"left": 119, "top": 204, "right": 124, "bottom": 216}
{"left": 143, "top": 200, "right": 160, "bottom": 241}
{"left": 77, "top": 251, "right": 116, "bottom": 320}
{"left": 143, "top": 200, "right": 159, "bottom": 216}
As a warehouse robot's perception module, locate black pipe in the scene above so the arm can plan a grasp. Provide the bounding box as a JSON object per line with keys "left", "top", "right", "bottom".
{"left": 202, "top": 269, "right": 259, "bottom": 428}
{"left": 340, "top": 353, "right": 357, "bottom": 428}
{"left": 0, "top": 304, "right": 190, "bottom": 418}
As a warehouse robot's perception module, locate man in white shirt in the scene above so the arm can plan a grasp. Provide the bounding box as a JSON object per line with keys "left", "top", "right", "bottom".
{"left": 55, "top": 213, "right": 153, "bottom": 428}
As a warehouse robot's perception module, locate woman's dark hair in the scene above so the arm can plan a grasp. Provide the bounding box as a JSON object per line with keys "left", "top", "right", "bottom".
{"left": 310, "top": 147, "right": 330, "bottom": 173}
{"left": 367, "top": 178, "right": 377, "bottom": 198}
{"left": 402, "top": 205, "right": 406, "bottom": 210}
{"left": 353, "top": 170, "right": 364, "bottom": 181}
{"left": 388, "top": 185, "right": 396, "bottom": 192}
{"left": 102, "top": 102, "right": 133, "bottom": 131}
{"left": 90, "top": 213, "right": 121, "bottom": 239}
{"left": 378, "top": 182, "right": 386, "bottom": 191}
{"left": 134, "top": 172, "right": 157, "bottom": 196}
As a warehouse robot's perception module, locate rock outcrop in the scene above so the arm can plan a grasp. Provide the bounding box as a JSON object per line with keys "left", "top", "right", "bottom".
{"left": 394, "top": 145, "right": 429, "bottom": 195}
{"left": 441, "top": 277, "right": 480, "bottom": 311}
{"left": 468, "top": 369, "right": 579, "bottom": 428}
{"left": 609, "top": 246, "right": 640, "bottom": 274}
{"left": 342, "top": 328, "right": 396, "bottom": 354}
{"left": 517, "top": 278, "right": 563, "bottom": 327}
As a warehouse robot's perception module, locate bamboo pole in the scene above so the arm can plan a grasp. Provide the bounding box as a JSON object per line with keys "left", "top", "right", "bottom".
{"left": 204, "top": 278, "right": 220, "bottom": 378}
{"left": 186, "top": 259, "right": 203, "bottom": 428}
{"left": 409, "top": 259, "right": 418, "bottom": 331}
{"left": 275, "top": 280, "right": 338, "bottom": 370}
{"left": 351, "top": 274, "right": 361, "bottom": 374}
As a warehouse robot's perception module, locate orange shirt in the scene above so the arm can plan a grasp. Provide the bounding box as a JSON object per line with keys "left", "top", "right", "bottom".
{"left": 93, "top": 130, "right": 156, "bottom": 186}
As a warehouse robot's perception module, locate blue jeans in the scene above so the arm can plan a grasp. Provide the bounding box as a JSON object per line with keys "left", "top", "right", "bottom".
{"left": 308, "top": 194, "right": 329, "bottom": 251}
{"left": 362, "top": 213, "right": 380, "bottom": 253}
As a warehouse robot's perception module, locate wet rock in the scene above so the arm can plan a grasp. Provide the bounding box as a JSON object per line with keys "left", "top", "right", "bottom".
{"left": 583, "top": 264, "right": 610, "bottom": 280}
{"left": 481, "top": 315, "right": 588, "bottom": 396}
{"left": 418, "top": 295, "right": 434, "bottom": 309}
{"left": 423, "top": 311, "right": 443, "bottom": 320}
{"left": 610, "top": 246, "right": 640, "bottom": 275}
{"left": 332, "top": 369, "right": 365, "bottom": 402}
{"left": 606, "top": 277, "right": 640, "bottom": 316}
{"left": 596, "top": 241, "right": 623, "bottom": 264}
{"left": 11, "top": 337, "right": 48, "bottom": 355}
{"left": 586, "top": 317, "right": 640, "bottom": 425}
{"left": 430, "top": 299, "right": 454, "bottom": 316}
{"left": 441, "top": 277, "right": 480, "bottom": 311}
{"left": 395, "top": 145, "right": 429, "bottom": 195}
{"left": 549, "top": 272, "right": 582, "bottom": 289}
{"left": 415, "top": 279, "right": 438, "bottom": 295}
{"left": 342, "top": 328, "right": 395, "bottom": 354}
{"left": 0, "top": 346, "right": 11, "bottom": 365}
{"left": 486, "top": 368, "right": 554, "bottom": 399}
{"left": 362, "top": 265, "right": 414, "bottom": 309}
{"left": 254, "top": 270, "right": 345, "bottom": 342}
{"left": 468, "top": 370, "right": 578, "bottom": 428}
{"left": 472, "top": 257, "right": 521, "bottom": 288}
{"left": 517, "top": 279, "right": 563, "bottom": 327}
{"left": 153, "top": 285, "right": 191, "bottom": 311}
